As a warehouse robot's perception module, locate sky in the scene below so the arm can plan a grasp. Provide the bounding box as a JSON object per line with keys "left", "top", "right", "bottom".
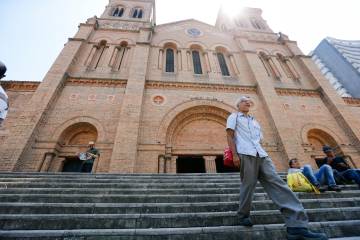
{"left": 0, "top": 0, "right": 359, "bottom": 81}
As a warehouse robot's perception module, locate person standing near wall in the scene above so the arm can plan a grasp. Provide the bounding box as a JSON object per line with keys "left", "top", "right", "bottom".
{"left": 226, "top": 96, "right": 328, "bottom": 240}
{"left": 0, "top": 61, "right": 9, "bottom": 127}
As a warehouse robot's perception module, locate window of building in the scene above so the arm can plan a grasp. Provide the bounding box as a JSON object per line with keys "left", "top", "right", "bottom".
{"left": 112, "top": 42, "right": 129, "bottom": 71}
{"left": 251, "top": 19, "right": 263, "bottom": 29}
{"left": 112, "top": 7, "right": 124, "bottom": 17}
{"left": 88, "top": 40, "right": 108, "bottom": 70}
{"left": 132, "top": 8, "right": 143, "bottom": 18}
{"left": 192, "top": 50, "right": 203, "bottom": 74}
{"left": 138, "top": 9, "right": 143, "bottom": 18}
{"left": 259, "top": 51, "right": 281, "bottom": 80}
{"left": 165, "top": 48, "right": 175, "bottom": 73}
{"left": 276, "top": 53, "right": 300, "bottom": 81}
{"left": 217, "top": 52, "right": 230, "bottom": 76}
{"left": 235, "top": 18, "right": 247, "bottom": 28}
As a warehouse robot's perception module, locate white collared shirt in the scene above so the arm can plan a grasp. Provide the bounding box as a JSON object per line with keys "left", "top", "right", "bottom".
{"left": 0, "top": 85, "right": 8, "bottom": 120}
{"left": 226, "top": 112, "right": 268, "bottom": 158}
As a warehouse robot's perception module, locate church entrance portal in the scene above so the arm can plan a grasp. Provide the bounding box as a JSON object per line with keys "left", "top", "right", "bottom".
{"left": 62, "top": 157, "right": 83, "bottom": 172}
{"left": 176, "top": 156, "right": 206, "bottom": 173}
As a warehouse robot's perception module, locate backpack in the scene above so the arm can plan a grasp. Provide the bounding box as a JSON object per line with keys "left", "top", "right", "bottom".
{"left": 287, "top": 172, "right": 320, "bottom": 194}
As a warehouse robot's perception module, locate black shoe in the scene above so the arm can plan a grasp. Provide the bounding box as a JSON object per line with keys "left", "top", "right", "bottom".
{"left": 317, "top": 185, "right": 327, "bottom": 192}
{"left": 327, "top": 185, "right": 342, "bottom": 192}
{"left": 238, "top": 217, "right": 253, "bottom": 227}
{"left": 287, "top": 227, "right": 328, "bottom": 240}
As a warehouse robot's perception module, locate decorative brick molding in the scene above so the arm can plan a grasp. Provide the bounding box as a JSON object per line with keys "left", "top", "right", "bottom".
{"left": 66, "top": 78, "right": 127, "bottom": 88}
{"left": 146, "top": 81, "right": 257, "bottom": 93}
{"left": 275, "top": 88, "right": 320, "bottom": 97}
{"left": 343, "top": 97, "right": 360, "bottom": 106}
{"left": 157, "top": 100, "right": 236, "bottom": 145}
{"left": 1, "top": 81, "right": 40, "bottom": 92}
{"left": 152, "top": 95, "right": 166, "bottom": 106}
{"left": 98, "top": 20, "right": 150, "bottom": 32}
{"left": 51, "top": 116, "right": 107, "bottom": 143}
{"left": 300, "top": 123, "right": 344, "bottom": 146}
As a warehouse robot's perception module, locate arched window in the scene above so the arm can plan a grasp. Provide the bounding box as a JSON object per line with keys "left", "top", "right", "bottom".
{"left": 259, "top": 51, "right": 281, "bottom": 80}
{"left": 132, "top": 8, "right": 143, "bottom": 18}
{"left": 276, "top": 53, "right": 300, "bottom": 81}
{"left": 251, "top": 19, "right": 263, "bottom": 29}
{"left": 192, "top": 50, "right": 202, "bottom": 74}
{"left": 112, "top": 42, "right": 129, "bottom": 71}
{"left": 88, "top": 40, "right": 108, "bottom": 70}
{"left": 165, "top": 48, "right": 175, "bottom": 73}
{"left": 112, "top": 7, "right": 124, "bottom": 17}
{"left": 132, "top": 9, "right": 138, "bottom": 18}
{"left": 138, "top": 9, "right": 143, "bottom": 18}
{"left": 113, "top": 8, "right": 119, "bottom": 16}
{"left": 217, "top": 53, "right": 230, "bottom": 76}
{"left": 119, "top": 8, "right": 124, "bottom": 17}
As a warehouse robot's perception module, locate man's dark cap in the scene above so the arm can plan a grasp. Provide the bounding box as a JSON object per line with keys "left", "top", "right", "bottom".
{"left": 322, "top": 145, "right": 333, "bottom": 153}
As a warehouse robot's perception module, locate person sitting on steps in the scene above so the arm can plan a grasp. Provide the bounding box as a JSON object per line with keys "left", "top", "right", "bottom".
{"left": 288, "top": 158, "right": 341, "bottom": 192}
{"left": 321, "top": 145, "right": 360, "bottom": 189}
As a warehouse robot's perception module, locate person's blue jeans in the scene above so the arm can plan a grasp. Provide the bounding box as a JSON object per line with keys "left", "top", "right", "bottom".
{"left": 341, "top": 169, "right": 360, "bottom": 185}
{"left": 302, "top": 164, "right": 336, "bottom": 187}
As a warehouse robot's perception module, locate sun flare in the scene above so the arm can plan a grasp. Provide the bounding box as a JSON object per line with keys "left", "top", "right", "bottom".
{"left": 221, "top": 0, "right": 246, "bottom": 18}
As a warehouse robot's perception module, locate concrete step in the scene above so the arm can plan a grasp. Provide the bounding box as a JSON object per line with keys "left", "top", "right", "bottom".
{"left": 0, "top": 220, "right": 359, "bottom": 239}
{"left": 0, "top": 177, "right": 287, "bottom": 184}
{"left": 0, "top": 181, "right": 279, "bottom": 189}
{"left": 0, "top": 185, "right": 356, "bottom": 195}
{"left": 1, "top": 207, "right": 360, "bottom": 230}
{"left": 0, "top": 172, "right": 358, "bottom": 239}
{"left": 1, "top": 198, "right": 359, "bottom": 215}
{"left": 0, "top": 190, "right": 358, "bottom": 203}
{"left": 0, "top": 175, "right": 284, "bottom": 180}
{"left": 331, "top": 238, "right": 360, "bottom": 240}
{"left": 0, "top": 172, "right": 289, "bottom": 178}
{"left": 0, "top": 173, "right": 287, "bottom": 181}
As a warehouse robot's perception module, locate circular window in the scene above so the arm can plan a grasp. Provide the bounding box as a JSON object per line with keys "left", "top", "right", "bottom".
{"left": 186, "top": 28, "right": 202, "bottom": 37}
{"left": 152, "top": 95, "right": 165, "bottom": 106}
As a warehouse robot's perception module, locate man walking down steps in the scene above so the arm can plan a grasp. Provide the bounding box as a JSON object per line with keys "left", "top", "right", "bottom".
{"left": 226, "top": 96, "right": 328, "bottom": 240}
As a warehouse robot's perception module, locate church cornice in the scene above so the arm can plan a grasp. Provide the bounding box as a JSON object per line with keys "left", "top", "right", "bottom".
{"left": 275, "top": 88, "right": 321, "bottom": 97}
{"left": 145, "top": 81, "right": 257, "bottom": 93}
{"left": 0, "top": 81, "right": 40, "bottom": 92}
{"left": 97, "top": 19, "right": 151, "bottom": 32}
{"left": 155, "top": 19, "right": 216, "bottom": 30}
{"left": 66, "top": 78, "right": 127, "bottom": 88}
{"left": 343, "top": 97, "right": 360, "bottom": 106}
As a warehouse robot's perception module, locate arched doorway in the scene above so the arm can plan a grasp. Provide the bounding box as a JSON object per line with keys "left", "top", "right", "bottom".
{"left": 307, "top": 129, "right": 341, "bottom": 153}
{"left": 176, "top": 156, "right": 206, "bottom": 173}
{"left": 163, "top": 105, "right": 237, "bottom": 173}
{"left": 307, "top": 128, "right": 343, "bottom": 167}
{"left": 57, "top": 122, "right": 98, "bottom": 172}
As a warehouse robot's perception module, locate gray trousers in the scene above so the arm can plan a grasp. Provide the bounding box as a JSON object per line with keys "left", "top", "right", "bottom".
{"left": 238, "top": 154, "right": 309, "bottom": 228}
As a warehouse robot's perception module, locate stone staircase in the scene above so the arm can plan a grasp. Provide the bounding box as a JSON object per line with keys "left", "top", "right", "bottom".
{"left": 0, "top": 172, "right": 359, "bottom": 240}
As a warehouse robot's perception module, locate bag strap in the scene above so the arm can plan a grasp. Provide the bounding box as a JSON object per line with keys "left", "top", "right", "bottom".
{"left": 235, "top": 112, "right": 239, "bottom": 126}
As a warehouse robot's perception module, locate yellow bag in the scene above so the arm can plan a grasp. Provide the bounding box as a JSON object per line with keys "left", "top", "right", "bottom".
{"left": 287, "top": 172, "right": 320, "bottom": 194}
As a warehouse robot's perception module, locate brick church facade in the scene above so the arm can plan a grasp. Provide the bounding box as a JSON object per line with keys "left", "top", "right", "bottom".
{"left": 1, "top": 0, "right": 360, "bottom": 173}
